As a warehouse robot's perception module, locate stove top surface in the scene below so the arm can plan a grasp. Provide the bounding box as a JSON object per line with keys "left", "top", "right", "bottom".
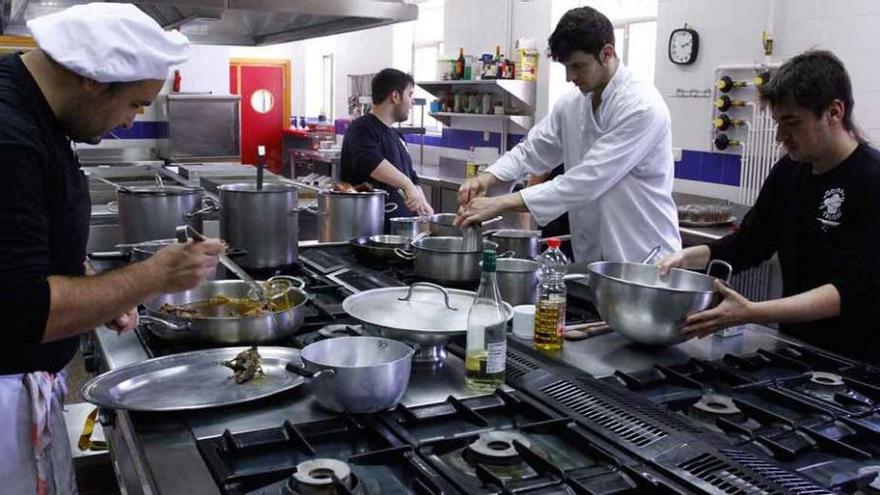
{"left": 600, "top": 346, "right": 880, "bottom": 492}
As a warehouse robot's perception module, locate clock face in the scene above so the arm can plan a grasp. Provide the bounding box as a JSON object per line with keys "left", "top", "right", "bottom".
{"left": 669, "top": 28, "right": 698, "bottom": 65}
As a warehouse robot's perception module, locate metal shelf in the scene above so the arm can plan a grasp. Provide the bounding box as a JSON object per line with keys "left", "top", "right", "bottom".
{"left": 416, "top": 79, "right": 536, "bottom": 115}
{"left": 428, "top": 112, "right": 533, "bottom": 133}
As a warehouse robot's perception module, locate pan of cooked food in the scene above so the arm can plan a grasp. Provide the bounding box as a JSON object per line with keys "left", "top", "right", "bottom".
{"left": 140, "top": 275, "right": 309, "bottom": 344}
{"left": 81, "top": 346, "right": 305, "bottom": 411}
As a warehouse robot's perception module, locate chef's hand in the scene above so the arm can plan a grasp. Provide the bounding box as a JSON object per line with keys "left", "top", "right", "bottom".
{"left": 403, "top": 185, "right": 434, "bottom": 216}
{"left": 657, "top": 245, "right": 712, "bottom": 276}
{"left": 106, "top": 307, "right": 139, "bottom": 334}
{"left": 682, "top": 279, "right": 753, "bottom": 338}
{"left": 457, "top": 173, "right": 494, "bottom": 206}
{"left": 454, "top": 196, "right": 503, "bottom": 228}
{"left": 146, "top": 239, "right": 224, "bottom": 293}
{"left": 657, "top": 251, "right": 687, "bottom": 275}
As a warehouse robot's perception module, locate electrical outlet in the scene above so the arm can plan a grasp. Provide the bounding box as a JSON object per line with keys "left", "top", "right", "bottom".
{"left": 484, "top": 131, "right": 490, "bottom": 141}
{"left": 673, "top": 147, "right": 683, "bottom": 161}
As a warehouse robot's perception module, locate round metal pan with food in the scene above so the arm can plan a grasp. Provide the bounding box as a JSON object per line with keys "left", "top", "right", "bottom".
{"left": 140, "top": 276, "right": 309, "bottom": 344}
{"left": 82, "top": 346, "right": 305, "bottom": 412}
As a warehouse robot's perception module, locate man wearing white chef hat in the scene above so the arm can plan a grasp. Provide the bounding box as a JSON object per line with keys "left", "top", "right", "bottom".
{"left": 0, "top": 3, "right": 223, "bottom": 493}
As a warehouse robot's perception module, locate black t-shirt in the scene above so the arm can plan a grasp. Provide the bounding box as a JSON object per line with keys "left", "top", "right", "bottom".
{"left": 339, "top": 113, "right": 419, "bottom": 218}
{"left": 0, "top": 54, "right": 90, "bottom": 374}
{"left": 708, "top": 144, "right": 880, "bottom": 364}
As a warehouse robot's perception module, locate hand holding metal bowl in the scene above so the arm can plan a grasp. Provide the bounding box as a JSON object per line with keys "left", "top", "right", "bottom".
{"left": 585, "top": 258, "right": 733, "bottom": 346}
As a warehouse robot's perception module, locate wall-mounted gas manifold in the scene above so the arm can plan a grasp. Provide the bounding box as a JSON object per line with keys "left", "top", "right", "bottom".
{"left": 710, "top": 68, "right": 774, "bottom": 153}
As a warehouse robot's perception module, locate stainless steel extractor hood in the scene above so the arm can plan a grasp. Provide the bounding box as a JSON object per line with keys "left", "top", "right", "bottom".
{"left": 1, "top": 0, "right": 418, "bottom": 46}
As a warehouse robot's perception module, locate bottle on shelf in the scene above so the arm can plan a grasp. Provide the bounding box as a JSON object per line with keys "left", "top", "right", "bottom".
{"left": 534, "top": 238, "right": 568, "bottom": 351}
{"left": 465, "top": 250, "right": 508, "bottom": 391}
{"left": 455, "top": 47, "right": 466, "bottom": 80}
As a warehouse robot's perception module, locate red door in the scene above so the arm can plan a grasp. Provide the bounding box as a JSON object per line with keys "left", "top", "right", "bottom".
{"left": 230, "top": 61, "right": 289, "bottom": 174}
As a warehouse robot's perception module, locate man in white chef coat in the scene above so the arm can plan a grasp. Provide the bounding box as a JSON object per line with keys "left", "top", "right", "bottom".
{"left": 456, "top": 6, "right": 681, "bottom": 263}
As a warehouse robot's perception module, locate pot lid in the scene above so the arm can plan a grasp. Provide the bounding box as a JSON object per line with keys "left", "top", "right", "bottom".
{"left": 123, "top": 185, "right": 201, "bottom": 196}
{"left": 342, "top": 283, "right": 512, "bottom": 334}
{"left": 218, "top": 183, "right": 297, "bottom": 193}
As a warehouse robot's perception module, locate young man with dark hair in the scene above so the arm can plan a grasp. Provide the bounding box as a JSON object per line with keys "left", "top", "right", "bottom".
{"left": 659, "top": 50, "right": 880, "bottom": 364}
{"left": 455, "top": 6, "right": 680, "bottom": 263}
{"left": 340, "top": 68, "right": 433, "bottom": 218}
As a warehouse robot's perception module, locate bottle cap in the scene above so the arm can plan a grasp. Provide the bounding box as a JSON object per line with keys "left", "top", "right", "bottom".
{"left": 546, "top": 238, "right": 561, "bottom": 249}
{"left": 482, "top": 249, "right": 497, "bottom": 271}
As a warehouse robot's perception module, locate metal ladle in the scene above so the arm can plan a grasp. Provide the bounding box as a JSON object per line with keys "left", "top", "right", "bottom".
{"left": 175, "top": 225, "right": 267, "bottom": 303}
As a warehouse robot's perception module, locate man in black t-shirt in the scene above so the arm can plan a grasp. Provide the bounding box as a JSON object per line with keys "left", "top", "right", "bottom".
{"left": 659, "top": 50, "right": 880, "bottom": 364}
{"left": 340, "top": 68, "right": 433, "bottom": 218}
{"left": 1, "top": 4, "right": 223, "bottom": 492}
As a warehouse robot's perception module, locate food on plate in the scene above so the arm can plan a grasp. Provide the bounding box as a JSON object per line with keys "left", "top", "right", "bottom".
{"left": 677, "top": 204, "right": 733, "bottom": 224}
{"left": 223, "top": 346, "right": 263, "bottom": 384}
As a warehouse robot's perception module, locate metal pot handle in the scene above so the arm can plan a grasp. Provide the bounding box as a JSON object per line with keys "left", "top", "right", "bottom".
{"left": 105, "top": 201, "right": 119, "bottom": 213}
{"left": 285, "top": 362, "right": 335, "bottom": 379}
{"left": 139, "top": 314, "right": 190, "bottom": 332}
{"left": 384, "top": 202, "right": 399, "bottom": 213}
{"left": 498, "top": 251, "right": 516, "bottom": 259}
{"left": 185, "top": 197, "right": 219, "bottom": 218}
{"left": 394, "top": 248, "right": 415, "bottom": 260}
{"left": 706, "top": 259, "right": 734, "bottom": 282}
{"left": 397, "top": 282, "right": 458, "bottom": 310}
{"left": 266, "top": 275, "right": 306, "bottom": 290}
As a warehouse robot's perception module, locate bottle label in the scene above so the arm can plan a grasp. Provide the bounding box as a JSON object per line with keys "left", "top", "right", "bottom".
{"left": 487, "top": 341, "right": 506, "bottom": 374}
{"left": 485, "top": 321, "right": 507, "bottom": 374}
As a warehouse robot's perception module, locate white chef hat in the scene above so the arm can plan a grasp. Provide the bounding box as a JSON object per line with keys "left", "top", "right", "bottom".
{"left": 27, "top": 2, "right": 190, "bottom": 83}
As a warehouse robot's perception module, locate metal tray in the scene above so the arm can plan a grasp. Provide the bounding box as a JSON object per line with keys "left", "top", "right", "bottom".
{"left": 81, "top": 347, "right": 304, "bottom": 412}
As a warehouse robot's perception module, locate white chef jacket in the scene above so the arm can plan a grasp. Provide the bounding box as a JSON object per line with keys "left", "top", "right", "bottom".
{"left": 486, "top": 64, "right": 681, "bottom": 263}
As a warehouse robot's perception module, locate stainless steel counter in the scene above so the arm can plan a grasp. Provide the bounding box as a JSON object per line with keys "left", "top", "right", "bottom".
{"left": 92, "top": 310, "right": 789, "bottom": 494}
{"left": 517, "top": 324, "right": 789, "bottom": 378}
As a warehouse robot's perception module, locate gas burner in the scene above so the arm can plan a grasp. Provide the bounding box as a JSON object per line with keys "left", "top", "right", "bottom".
{"left": 802, "top": 372, "right": 848, "bottom": 400}
{"left": 808, "top": 371, "right": 846, "bottom": 389}
{"left": 857, "top": 465, "right": 880, "bottom": 494}
{"left": 284, "top": 458, "right": 364, "bottom": 495}
{"left": 463, "top": 431, "right": 531, "bottom": 466}
{"left": 317, "top": 324, "right": 364, "bottom": 339}
{"left": 688, "top": 393, "right": 746, "bottom": 424}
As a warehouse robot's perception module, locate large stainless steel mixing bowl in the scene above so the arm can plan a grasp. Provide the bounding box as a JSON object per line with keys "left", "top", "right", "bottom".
{"left": 588, "top": 260, "right": 732, "bottom": 346}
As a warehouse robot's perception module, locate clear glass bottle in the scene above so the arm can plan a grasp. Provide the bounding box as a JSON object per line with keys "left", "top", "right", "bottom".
{"left": 465, "top": 250, "right": 507, "bottom": 391}
{"left": 534, "top": 238, "right": 568, "bottom": 351}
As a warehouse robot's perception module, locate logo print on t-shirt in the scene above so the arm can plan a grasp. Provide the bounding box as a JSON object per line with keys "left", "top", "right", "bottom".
{"left": 817, "top": 187, "right": 844, "bottom": 230}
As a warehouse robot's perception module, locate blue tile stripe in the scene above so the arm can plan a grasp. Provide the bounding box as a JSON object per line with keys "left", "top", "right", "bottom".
{"left": 675, "top": 149, "right": 741, "bottom": 186}
{"left": 103, "top": 121, "right": 169, "bottom": 140}
{"left": 334, "top": 118, "right": 524, "bottom": 151}
{"left": 333, "top": 119, "right": 741, "bottom": 186}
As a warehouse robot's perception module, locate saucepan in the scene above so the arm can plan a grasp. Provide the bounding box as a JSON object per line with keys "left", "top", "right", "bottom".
{"left": 140, "top": 276, "right": 309, "bottom": 344}
{"left": 485, "top": 230, "right": 572, "bottom": 259}
{"left": 394, "top": 236, "right": 512, "bottom": 284}
{"left": 285, "top": 336, "right": 414, "bottom": 413}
